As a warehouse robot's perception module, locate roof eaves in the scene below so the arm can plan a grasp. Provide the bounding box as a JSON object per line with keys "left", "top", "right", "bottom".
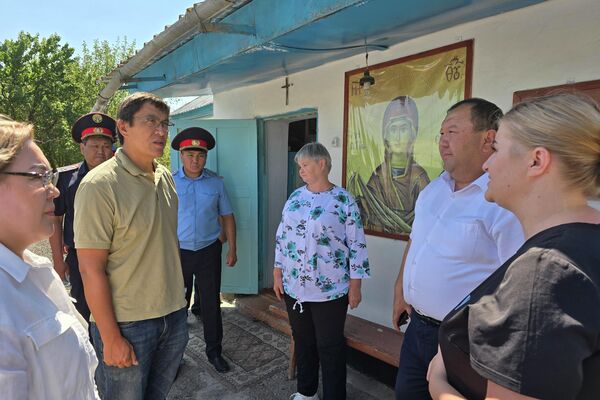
{"left": 92, "top": 0, "right": 251, "bottom": 112}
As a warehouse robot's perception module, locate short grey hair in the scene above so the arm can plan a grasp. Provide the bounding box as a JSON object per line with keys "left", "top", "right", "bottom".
{"left": 294, "top": 142, "right": 332, "bottom": 172}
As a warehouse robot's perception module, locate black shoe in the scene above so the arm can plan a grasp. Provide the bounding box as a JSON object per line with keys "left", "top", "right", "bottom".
{"left": 191, "top": 308, "right": 201, "bottom": 317}
{"left": 208, "top": 355, "right": 230, "bottom": 373}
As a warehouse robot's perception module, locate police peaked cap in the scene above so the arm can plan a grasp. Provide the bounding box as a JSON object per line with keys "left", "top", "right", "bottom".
{"left": 71, "top": 112, "right": 117, "bottom": 143}
{"left": 171, "top": 127, "right": 215, "bottom": 151}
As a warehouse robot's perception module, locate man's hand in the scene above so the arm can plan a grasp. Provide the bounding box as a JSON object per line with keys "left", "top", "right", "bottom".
{"left": 103, "top": 334, "right": 138, "bottom": 368}
{"left": 348, "top": 279, "right": 362, "bottom": 309}
{"left": 221, "top": 214, "right": 236, "bottom": 267}
{"left": 273, "top": 268, "right": 284, "bottom": 301}
{"left": 53, "top": 259, "right": 69, "bottom": 281}
{"left": 393, "top": 239, "right": 412, "bottom": 331}
{"left": 392, "top": 294, "right": 412, "bottom": 331}
{"left": 226, "top": 250, "right": 237, "bottom": 267}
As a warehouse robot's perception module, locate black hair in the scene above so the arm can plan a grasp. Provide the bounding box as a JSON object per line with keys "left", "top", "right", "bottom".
{"left": 448, "top": 98, "right": 503, "bottom": 132}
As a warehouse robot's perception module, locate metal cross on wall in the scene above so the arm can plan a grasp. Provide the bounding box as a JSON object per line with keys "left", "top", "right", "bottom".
{"left": 281, "top": 77, "right": 293, "bottom": 106}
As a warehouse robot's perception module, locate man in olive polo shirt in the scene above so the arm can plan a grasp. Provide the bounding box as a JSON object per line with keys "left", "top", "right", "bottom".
{"left": 75, "top": 92, "right": 187, "bottom": 400}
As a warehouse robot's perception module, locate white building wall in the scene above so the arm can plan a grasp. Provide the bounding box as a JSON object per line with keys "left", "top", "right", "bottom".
{"left": 212, "top": 0, "right": 600, "bottom": 327}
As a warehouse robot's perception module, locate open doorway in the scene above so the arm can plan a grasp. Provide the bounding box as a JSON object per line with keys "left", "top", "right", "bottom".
{"left": 286, "top": 118, "right": 317, "bottom": 195}
{"left": 261, "top": 113, "right": 317, "bottom": 289}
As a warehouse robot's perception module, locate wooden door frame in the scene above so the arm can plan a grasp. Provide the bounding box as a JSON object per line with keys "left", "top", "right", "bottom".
{"left": 257, "top": 109, "right": 318, "bottom": 290}
{"left": 513, "top": 79, "right": 600, "bottom": 104}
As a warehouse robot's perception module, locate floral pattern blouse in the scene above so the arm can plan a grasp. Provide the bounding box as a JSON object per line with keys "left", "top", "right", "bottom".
{"left": 275, "top": 185, "right": 370, "bottom": 302}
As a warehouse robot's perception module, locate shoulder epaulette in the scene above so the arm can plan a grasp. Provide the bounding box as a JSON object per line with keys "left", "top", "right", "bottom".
{"left": 57, "top": 162, "right": 81, "bottom": 173}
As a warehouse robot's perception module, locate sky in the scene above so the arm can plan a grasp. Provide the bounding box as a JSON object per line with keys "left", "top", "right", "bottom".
{"left": 0, "top": 0, "right": 202, "bottom": 107}
{"left": 0, "top": 0, "right": 199, "bottom": 55}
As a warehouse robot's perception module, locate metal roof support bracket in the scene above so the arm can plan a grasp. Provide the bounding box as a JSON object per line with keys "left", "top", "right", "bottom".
{"left": 201, "top": 22, "right": 256, "bottom": 36}
{"left": 92, "top": 0, "right": 246, "bottom": 112}
{"left": 123, "top": 75, "right": 167, "bottom": 83}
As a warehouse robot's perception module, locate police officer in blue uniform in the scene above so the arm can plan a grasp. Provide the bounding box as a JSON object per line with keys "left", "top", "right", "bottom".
{"left": 49, "top": 112, "right": 116, "bottom": 322}
{"left": 172, "top": 127, "right": 237, "bottom": 373}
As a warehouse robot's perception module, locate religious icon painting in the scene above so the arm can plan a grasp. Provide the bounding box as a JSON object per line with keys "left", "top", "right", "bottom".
{"left": 343, "top": 40, "right": 473, "bottom": 240}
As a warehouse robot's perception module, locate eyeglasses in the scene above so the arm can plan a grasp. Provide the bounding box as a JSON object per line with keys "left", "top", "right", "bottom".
{"left": 0, "top": 168, "right": 59, "bottom": 188}
{"left": 135, "top": 116, "right": 174, "bottom": 131}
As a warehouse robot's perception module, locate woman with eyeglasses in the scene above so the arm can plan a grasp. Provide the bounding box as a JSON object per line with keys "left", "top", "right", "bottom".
{"left": 0, "top": 115, "right": 100, "bottom": 399}
{"left": 427, "top": 94, "right": 600, "bottom": 400}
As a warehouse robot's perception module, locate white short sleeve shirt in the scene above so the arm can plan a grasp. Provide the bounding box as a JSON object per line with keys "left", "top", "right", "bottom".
{"left": 403, "top": 172, "right": 524, "bottom": 321}
{"left": 0, "top": 244, "right": 99, "bottom": 399}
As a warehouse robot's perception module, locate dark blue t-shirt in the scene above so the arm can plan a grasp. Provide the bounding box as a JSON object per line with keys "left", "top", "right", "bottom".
{"left": 440, "top": 223, "right": 600, "bottom": 400}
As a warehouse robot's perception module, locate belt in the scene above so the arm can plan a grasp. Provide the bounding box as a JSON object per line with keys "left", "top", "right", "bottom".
{"left": 412, "top": 309, "right": 441, "bottom": 326}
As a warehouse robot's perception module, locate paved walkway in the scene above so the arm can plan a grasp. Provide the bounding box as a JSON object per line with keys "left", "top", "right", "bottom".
{"left": 169, "top": 305, "right": 394, "bottom": 399}
{"left": 28, "top": 241, "right": 394, "bottom": 399}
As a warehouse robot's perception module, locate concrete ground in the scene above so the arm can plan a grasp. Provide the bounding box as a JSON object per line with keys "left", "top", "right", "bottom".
{"left": 168, "top": 303, "right": 394, "bottom": 400}
{"left": 28, "top": 241, "right": 394, "bottom": 399}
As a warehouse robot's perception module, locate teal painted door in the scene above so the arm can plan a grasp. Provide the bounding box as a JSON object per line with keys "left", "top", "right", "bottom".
{"left": 170, "top": 119, "right": 258, "bottom": 294}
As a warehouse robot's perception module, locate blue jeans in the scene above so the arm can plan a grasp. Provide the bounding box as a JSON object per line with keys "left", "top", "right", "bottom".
{"left": 395, "top": 312, "right": 439, "bottom": 400}
{"left": 91, "top": 307, "right": 189, "bottom": 400}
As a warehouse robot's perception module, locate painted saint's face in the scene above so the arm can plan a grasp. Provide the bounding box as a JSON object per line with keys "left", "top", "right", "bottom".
{"left": 383, "top": 115, "right": 417, "bottom": 156}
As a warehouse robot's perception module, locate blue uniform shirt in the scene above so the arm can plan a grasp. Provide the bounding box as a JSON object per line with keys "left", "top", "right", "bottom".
{"left": 173, "top": 167, "right": 234, "bottom": 251}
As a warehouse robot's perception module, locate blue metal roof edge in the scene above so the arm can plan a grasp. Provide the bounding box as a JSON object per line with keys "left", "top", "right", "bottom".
{"left": 171, "top": 103, "right": 214, "bottom": 120}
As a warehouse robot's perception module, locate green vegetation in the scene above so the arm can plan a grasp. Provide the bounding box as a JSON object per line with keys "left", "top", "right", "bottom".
{"left": 0, "top": 33, "right": 172, "bottom": 168}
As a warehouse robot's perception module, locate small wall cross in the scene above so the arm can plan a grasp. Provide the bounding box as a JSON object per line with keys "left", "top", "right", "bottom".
{"left": 281, "top": 77, "right": 293, "bottom": 106}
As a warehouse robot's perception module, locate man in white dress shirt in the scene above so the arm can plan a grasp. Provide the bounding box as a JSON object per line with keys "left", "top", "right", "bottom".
{"left": 391, "top": 98, "right": 524, "bottom": 400}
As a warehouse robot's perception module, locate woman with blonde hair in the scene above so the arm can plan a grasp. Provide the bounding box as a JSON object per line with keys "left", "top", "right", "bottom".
{"left": 428, "top": 93, "right": 600, "bottom": 400}
{"left": 0, "top": 115, "right": 99, "bottom": 399}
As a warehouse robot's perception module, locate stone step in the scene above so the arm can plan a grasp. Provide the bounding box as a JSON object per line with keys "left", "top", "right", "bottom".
{"left": 236, "top": 291, "right": 403, "bottom": 368}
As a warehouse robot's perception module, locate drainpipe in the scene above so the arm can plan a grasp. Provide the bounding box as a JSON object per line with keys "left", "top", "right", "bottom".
{"left": 92, "top": 0, "right": 249, "bottom": 112}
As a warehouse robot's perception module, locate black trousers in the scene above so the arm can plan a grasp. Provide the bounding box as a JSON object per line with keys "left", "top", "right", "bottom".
{"left": 66, "top": 248, "right": 91, "bottom": 322}
{"left": 191, "top": 279, "right": 202, "bottom": 315}
{"left": 180, "top": 240, "right": 223, "bottom": 358}
{"left": 284, "top": 293, "right": 348, "bottom": 400}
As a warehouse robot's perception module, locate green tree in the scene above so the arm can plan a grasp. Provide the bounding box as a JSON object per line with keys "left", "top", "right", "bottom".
{"left": 0, "top": 32, "right": 79, "bottom": 167}
{"left": 157, "top": 136, "right": 172, "bottom": 170}
{"left": 71, "top": 38, "right": 175, "bottom": 169}
{"left": 68, "top": 38, "right": 136, "bottom": 120}
{"left": 0, "top": 34, "right": 172, "bottom": 168}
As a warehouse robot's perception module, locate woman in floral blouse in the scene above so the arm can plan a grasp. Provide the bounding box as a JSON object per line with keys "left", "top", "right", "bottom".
{"left": 274, "top": 142, "right": 370, "bottom": 400}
